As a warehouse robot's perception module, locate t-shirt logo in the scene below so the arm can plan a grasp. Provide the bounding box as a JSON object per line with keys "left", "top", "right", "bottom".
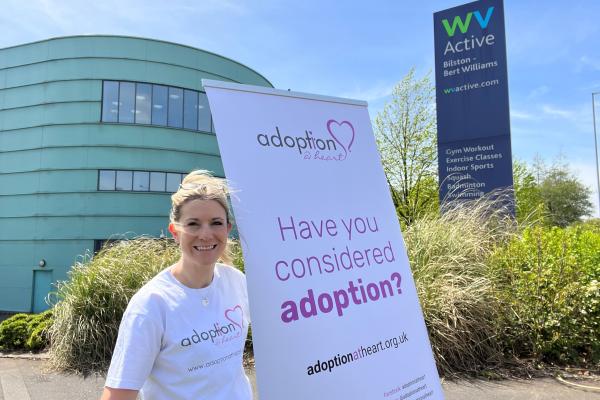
{"left": 180, "top": 304, "right": 244, "bottom": 347}
{"left": 225, "top": 305, "right": 244, "bottom": 330}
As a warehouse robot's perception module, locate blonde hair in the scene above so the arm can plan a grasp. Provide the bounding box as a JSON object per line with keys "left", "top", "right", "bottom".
{"left": 170, "top": 170, "right": 233, "bottom": 264}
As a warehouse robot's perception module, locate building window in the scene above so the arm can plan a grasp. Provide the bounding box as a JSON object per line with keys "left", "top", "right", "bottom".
{"left": 115, "top": 170, "right": 133, "bottom": 191}
{"left": 166, "top": 172, "right": 182, "bottom": 193}
{"left": 102, "top": 80, "right": 213, "bottom": 132}
{"left": 102, "top": 81, "right": 119, "bottom": 122}
{"left": 150, "top": 172, "right": 166, "bottom": 192}
{"left": 198, "top": 92, "right": 212, "bottom": 132}
{"left": 135, "top": 83, "right": 152, "bottom": 124}
{"left": 118, "top": 82, "right": 135, "bottom": 124}
{"left": 168, "top": 87, "right": 184, "bottom": 128}
{"left": 133, "top": 171, "right": 150, "bottom": 191}
{"left": 183, "top": 90, "right": 198, "bottom": 130}
{"left": 98, "top": 170, "right": 116, "bottom": 190}
{"left": 99, "top": 170, "right": 186, "bottom": 193}
{"left": 152, "top": 84, "right": 168, "bottom": 126}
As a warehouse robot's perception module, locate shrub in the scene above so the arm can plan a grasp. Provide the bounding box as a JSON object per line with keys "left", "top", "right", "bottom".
{"left": 0, "top": 310, "right": 53, "bottom": 351}
{"left": 230, "top": 242, "right": 254, "bottom": 355}
{"left": 26, "top": 310, "right": 53, "bottom": 351}
{"left": 574, "top": 218, "right": 600, "bottom": 234}
{"left": 492, "top": 225, "right": 600, "bottom": 365}
{"left": 0, "top": 314, "right": 30, "bottom": 350}
{"left": 403, "top": 198, "right": 516, "bottom": 376}
{"left": 230, "top": 240, "right": 245, "bottom": 273}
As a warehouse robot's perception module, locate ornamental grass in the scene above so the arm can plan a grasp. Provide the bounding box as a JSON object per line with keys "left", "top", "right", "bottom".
{"left": 47, "top": 238, "right": 179, "bottom": 375}
{"left": 403, "top": 197, "right": 517, "bottom": 376}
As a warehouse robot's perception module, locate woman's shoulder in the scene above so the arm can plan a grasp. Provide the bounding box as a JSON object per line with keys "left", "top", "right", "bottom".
{"left": 216, "top": 263, "right": 245, "bottom": 279}
{"left": 215, "top": 263, "right": 247, "bottom": 291}
{"left": 126, "top": 268, "right": 176, "bottom": 310}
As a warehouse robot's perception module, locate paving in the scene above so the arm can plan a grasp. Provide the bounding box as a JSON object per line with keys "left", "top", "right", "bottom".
{"left": 1, "top": 356, "right": 599, "bottom": 399}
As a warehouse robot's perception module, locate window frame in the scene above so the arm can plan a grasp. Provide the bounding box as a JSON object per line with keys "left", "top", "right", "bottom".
{"left": 99, "top": 169, "right": 190, "bottom": 193}
{"left": 101, "top": 80, "right": 212, "bottom": 133}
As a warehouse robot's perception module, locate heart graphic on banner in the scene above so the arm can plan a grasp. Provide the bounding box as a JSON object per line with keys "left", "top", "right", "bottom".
{"left": 225, "top": 305, "right": 244, "bottom": 330}
{"left": 326, "top": 119, "right": 355, "bottom": 154}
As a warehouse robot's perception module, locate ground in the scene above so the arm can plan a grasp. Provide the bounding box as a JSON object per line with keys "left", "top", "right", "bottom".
{"left": 1, "top": 353, "right": 599, "bottom": 399}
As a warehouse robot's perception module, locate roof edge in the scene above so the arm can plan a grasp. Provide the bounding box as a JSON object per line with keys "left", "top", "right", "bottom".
{"left": 0, "top": 34, "right": 274, "bottom": 88}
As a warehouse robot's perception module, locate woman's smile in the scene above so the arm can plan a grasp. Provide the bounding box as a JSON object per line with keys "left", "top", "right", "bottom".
{"left": 193, "top": 244, "right": 218, "bottom": 251}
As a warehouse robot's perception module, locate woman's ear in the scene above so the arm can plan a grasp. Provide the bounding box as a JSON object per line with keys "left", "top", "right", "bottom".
{"left": 168, "top": 223, "right": 179, "bottom": 243}
{"left": 227, "top": 222, "right": 233, "bottom": 236}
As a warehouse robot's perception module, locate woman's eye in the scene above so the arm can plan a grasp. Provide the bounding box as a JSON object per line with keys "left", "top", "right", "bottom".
{"left": 212, "top": 221, "right": 223, "bottom": 226}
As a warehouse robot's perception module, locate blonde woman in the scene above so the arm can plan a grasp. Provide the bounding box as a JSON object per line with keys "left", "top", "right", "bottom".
{"left": 101, "top": 170, "right": 251, "bottom": 400}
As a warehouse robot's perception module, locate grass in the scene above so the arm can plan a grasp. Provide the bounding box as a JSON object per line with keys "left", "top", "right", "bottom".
{"left": 47, "top": 238, "right": 179, "bottom": 375}
{"left": 404, "top": 198, "right": 517, "bottom": 376}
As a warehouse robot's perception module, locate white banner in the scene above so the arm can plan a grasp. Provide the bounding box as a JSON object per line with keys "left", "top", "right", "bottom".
{"left": 204, "top": 80, "right": 444, "bottom": 400}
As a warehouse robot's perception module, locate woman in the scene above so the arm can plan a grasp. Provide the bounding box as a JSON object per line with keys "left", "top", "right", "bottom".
{"left": 101, "top": 170, "right": 252, "bottom": 400}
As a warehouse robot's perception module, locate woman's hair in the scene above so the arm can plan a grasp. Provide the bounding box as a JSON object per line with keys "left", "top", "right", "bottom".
{"left": 170, "top": 170, "right": 233, "bottom": 263}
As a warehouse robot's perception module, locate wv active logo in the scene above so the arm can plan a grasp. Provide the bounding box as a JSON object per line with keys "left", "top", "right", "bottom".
{"left": 442, "top": 6, "right": 494, "bottom": 37}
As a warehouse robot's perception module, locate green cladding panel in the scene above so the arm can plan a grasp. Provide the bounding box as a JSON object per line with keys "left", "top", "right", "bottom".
{"left": 0, "top": 35, "right": 272, "bottom": 312}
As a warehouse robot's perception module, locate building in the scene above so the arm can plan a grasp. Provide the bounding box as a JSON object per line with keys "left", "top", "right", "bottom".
{"left": 0, "top": 35, "right": 272, "bottom": 313}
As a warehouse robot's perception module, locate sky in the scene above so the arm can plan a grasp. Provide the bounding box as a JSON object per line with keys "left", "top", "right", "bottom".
{"left": 2, "top": 0, "right": 599, "bottom": 216}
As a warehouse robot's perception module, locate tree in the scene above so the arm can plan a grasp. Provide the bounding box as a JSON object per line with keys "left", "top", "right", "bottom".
{"left": 539, "top": 165, "right": 593, "bottom": 227}
{"left": 374, "top": 69, "right": 438, "bottom": 226}
{"left": 513, "top": 157, "right": 593, "bottom": 227}
{"left": 512, "top": 159, "right": 545, "bottom": 223}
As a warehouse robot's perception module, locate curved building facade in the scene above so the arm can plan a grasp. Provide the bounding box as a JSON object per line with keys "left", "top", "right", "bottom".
{"left": 0, "top": 35, "right": 272, "bottom": 312}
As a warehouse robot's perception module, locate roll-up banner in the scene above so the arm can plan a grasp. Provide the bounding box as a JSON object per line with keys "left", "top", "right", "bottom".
{"left": 203, "top": 79, "right": 444, "bottom": 400}
{"left": 434, "top": 0, "right": 514, "bottom": 210}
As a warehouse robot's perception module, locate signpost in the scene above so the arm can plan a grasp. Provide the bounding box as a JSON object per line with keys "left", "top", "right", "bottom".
{"left": 204, "top": 80, "right": 444, "bottom": 400}
{"left": 434, "top": 0, "right": 514, "bottom": 211}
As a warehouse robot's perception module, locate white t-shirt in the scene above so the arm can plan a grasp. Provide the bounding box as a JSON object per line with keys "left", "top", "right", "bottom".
{"left": 105, "top": 264, "right": 252, "bottom": 400}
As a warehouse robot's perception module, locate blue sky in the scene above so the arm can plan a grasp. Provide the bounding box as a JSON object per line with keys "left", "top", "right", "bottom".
{"left": 2, "top": 0, "right": 599, "bottom": 216}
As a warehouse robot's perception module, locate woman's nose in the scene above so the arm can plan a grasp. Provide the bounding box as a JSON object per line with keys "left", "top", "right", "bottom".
{"left": 195, "top": 225, "right": 212, "bottom": 238}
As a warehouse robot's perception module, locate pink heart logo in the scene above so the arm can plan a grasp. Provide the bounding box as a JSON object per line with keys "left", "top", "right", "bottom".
{"left": 326, "top": 120, "right": 355, "bottom": 154}
{"left": 225, "top": 305, "right": 244, "bottom": 330}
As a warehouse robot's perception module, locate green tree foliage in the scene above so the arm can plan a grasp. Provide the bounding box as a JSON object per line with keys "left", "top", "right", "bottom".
{"left": 375, "top": 69, "right": 438, "bottom": 226}
{"left": 512, "top": 159, "right": 545, "bottom": 223}
{"left": 513, "top": 158, "right": 593, "bottom": 227}
{"left": 540, "top": 166, "right": 593, "bottom": 227}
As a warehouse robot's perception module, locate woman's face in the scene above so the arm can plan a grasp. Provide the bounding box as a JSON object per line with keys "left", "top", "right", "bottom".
{"left": 169, "top": 199, "right": 232, "bottom": 269}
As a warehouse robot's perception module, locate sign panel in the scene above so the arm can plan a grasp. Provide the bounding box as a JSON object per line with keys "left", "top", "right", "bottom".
{"left": 434, "top": 0, "right": 514, "bottom": 206}
{"left": 204, "top": 80, "right": 444, "bottom": 400}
